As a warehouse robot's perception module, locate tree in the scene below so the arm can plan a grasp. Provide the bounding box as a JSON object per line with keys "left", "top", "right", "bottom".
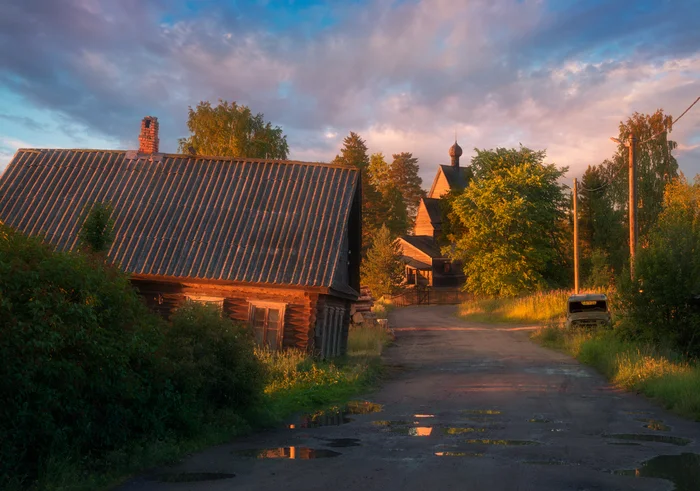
{"left": 389, "top": 152, "right": 425, "bottom": 221}
{"left": 361, "top": 225, "right": 404, "bottom": 298}
{"left": 178, "top": 100, "right": 288, "bottom": 159}
{"left": 368, "top": 152, "right": 391, "bottom": 189}
{"left": 334, "top": 133, "right": 386, "bottom": 251}
{"left": 79, "top": 202, "right": 114, "bottom": 254}
{"left": 368, "top": 152, "right": 410, "bottom": 236}
{"left": 449, "top": 147, "right": 568, "bottom": 297}
{"left": 606, "top": 110, "right": 679, "bottom": 239}
{"left": 617, "top": 176, "right": 700, "bottom": 356}
{"left": 579, "top": 164, "right": 626, "bottom": 276}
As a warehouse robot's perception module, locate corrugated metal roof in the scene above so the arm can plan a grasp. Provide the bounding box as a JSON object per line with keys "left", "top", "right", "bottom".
{"left": 0, "top": 149, "right": 359, "bottom": 288}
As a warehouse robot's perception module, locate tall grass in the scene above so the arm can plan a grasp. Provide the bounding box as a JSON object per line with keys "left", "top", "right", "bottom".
{"left": 531, "top": 327, "right": 700, "bottom": 420}
{"left": 459, "top": 290, "right": 571, "bottom": 324}
{"left": 347, "top": 324, "right": 392, "bottom": 357}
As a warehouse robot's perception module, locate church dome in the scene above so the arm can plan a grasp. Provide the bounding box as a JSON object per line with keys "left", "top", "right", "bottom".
{"left": 449, "top": 141, "right": 463, "bottom": 158}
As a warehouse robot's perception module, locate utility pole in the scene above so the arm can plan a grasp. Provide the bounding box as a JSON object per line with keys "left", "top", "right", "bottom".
{"left": 628, "top": 132, "right": 637, "bottom": 280}
{"left": 573, "top": 178, "right": 579, "bottom": 294}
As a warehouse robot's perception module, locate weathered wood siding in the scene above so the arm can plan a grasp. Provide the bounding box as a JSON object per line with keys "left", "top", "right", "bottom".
{"left": 314, "top": 294, "right": 352, "bottom": 356}
{"left": 132, "top": 278, "right": 320, "bottom": 351}
{"left": 414, "top": 203, "right": 439, "bottom": 237}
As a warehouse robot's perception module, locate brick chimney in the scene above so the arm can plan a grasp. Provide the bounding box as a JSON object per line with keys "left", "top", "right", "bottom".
{"left": 138, "top": 116, "right": 159, "bottom": 154}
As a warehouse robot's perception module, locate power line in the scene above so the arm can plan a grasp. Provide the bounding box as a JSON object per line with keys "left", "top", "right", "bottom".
{"left": 578, "top": 95, "right": 699, "bottom": 193}
{"left": 639, "top": 95, "right": 700, "bottom": 144}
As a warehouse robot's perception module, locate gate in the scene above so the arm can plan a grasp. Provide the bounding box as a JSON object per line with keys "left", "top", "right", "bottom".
{"left": 389, "top": 288, "right": 470, "bottom": 307}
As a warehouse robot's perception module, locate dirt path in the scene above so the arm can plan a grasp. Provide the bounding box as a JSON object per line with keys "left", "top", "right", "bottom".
{"left": 119, "top": 305, "right": 699, "bottom": 490}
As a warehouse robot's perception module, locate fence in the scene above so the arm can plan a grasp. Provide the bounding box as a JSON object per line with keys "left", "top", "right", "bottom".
{"left": 389, "top": 287, "right": 471, "bottom": 307}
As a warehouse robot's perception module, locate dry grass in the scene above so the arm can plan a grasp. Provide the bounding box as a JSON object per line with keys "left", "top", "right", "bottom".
{"left": 459, "top": 290, "right": 571, "bottom": 324}
{"left": 347, "top": 324, "right": 393, "bottom": 357}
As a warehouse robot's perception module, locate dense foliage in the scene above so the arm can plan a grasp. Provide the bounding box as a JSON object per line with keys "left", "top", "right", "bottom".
{"left": 78, "top": 202, "right": 115, "bottom": 254}
{"left": 361, "top": 225, "right": 404, "bottom": 298}
{"left": 617, "top": 177, "right": 700, "bottom": 356}
{"left": 178, "top": 99, "right": 289, "bottom": 159}
{"left": 0, "top": 225, "right": 264, "bottom": 487}
{"left": 449, "top": 147, "right": 568, "bottom": 296}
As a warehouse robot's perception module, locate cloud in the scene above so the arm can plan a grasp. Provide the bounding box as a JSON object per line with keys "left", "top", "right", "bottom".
{"left": 0, "top": 0, "right": 698, "bottom": 185}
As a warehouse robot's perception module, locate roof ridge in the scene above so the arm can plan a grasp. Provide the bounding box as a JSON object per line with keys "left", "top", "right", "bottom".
{"left": 15, "top": 148, "right": 356, "bottom": 171}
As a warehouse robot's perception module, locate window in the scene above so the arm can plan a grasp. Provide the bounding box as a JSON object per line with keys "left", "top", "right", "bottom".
{"left": 249, "top": 302, "right": 286, "bottom": 351}
{"left": 185, "top": 295, "right": 224, "bottom": 312}
{"left": 317, "top": 306, "right": 346, "bottom": 359}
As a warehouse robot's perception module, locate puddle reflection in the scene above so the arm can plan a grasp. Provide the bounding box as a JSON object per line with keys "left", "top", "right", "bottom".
{"left": 635, "top": 418, "right": 671, "bottom": 431}
{"left": 234, "top": 447, "right": 341, "bottom": 459}
{"left": 289, "top": 400, "right": 382, "bottom": 429}
{"left": 465, "top": 439, "right": 539, "bottom": 446}
{"left": 443, "top": 427, "right": 486, "bottom": 435}
{"left": 605, "top": 434, "right": 691, "bottom": 446}
{"left": 435, "top": 451, "right": 484, "bottom": 457}
{"left": 615, "top": 453, "right": 700, "bottom": 491}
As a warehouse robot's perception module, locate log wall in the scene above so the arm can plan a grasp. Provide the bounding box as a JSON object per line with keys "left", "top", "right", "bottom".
{"left": 132, "top": 278, "right": 323, "bottom": 351}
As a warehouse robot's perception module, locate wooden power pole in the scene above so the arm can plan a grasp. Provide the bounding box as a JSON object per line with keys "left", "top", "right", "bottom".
{"left": 573, "top": 178, "right": 579, "bottom": 294}
{"left": 628, "top": 132, "right": 637, "bottom": 279}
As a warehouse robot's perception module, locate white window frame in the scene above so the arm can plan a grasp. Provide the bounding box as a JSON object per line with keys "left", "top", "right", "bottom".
{"left": 248, "top": 301, "right": 286, "bottom": 351}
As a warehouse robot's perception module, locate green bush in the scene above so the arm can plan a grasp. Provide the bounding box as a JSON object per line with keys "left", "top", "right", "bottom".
{"left": 0, "top": 225, "right": 265, "bottom": 487}
{"left": 616, "top": 178, "right": 700, "bottom": 356}
{"left": 164, "top": 302, "right": 265, "bottom": 420}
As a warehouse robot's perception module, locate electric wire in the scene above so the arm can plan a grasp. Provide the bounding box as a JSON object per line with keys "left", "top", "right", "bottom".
{"left": 577, "top": 95, "right": 699, "bottom": 194}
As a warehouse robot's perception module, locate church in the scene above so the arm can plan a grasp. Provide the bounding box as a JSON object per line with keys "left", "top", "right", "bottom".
{"left": 397, "top": 141, "right": 470, "bottom": 287}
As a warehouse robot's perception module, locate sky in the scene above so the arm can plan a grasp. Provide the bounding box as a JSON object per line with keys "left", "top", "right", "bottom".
{"left": 1, "top": 0, "right": 699, "bottom": 187}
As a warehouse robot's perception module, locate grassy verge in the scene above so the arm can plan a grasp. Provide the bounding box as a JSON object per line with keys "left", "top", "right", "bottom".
{"left": 531, "top": 326, "right": 700, "bottom": 421}
{"left": 458, "top": 290, "right": 570, "bottom": 324}
{"left": 25, "top": 328, "right": 390, "bottom": 491}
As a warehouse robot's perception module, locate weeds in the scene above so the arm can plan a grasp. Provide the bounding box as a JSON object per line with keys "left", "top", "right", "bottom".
{"left": 347, "top": 324, "right": 392, "bottom": 357}
{"left": 530, "top": 327, "right": 700, "bottom": 420}
{"left": 459, "top": 290, "right": 571, "bottom": 324}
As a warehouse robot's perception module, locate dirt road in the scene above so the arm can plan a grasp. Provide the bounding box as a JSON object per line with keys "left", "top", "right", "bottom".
{"left": 120, "top": 306, "right": 699, "bottom": 490}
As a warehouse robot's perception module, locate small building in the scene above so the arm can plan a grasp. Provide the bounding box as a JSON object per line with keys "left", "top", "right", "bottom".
{"left": 0, "top": 116, "right": 361, "bottom": 358}
{"left": 397, "top": 141, "right": 469, "bottom": 287}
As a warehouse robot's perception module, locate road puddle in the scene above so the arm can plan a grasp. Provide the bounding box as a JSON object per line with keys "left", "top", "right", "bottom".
{"left": 155, "top": 472, "right": 236, "bottom": 482}
{"left": 289, "top": 400, "right": 382, "bottom": 429}
{"left": 390, "top": 426, "right": 434, "bottom": 436}
{"left": 414, "top": 414, "right": 435, "bottom": 418}
{"left": 524, "top": 367, "right": 591, "bottom": 377}
{"left": 462, "top": 409, "right": 502, "bottom": 415}
{"left": 443, "top": 427, "right": 486, "bottom": 435}
{"left": 528, "top": 417, "right": 553, "bottom": 423}
{"left": 435, "top": 451, "right": 484, "bottom": 457}
{"left": 635, "top": 418, "right": 671, "bottom": 431}
{"left": 465, "top": 439, "right": 539, "bottom": 446}
{"left": 372, "top": 420, "right": 411, "bottom": 426}
{"left": 234, "top": 447, "right": 341, "bottom": 459}
{"left": 615, "top": 453, "right": 700, "bottom": 491}
{"left": 607, "top": 442, "right": 642, "bottom": 446}
{"left": 345, "top": 400, "right": 384, "bottom": 414}
{"left": 605, "top": 434, "right": 691, "bottom": 446}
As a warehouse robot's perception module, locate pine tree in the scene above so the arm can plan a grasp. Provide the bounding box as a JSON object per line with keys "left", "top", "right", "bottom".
{"left": 334, "top": 133, "right": 386, "bottom": 252}
{"left": 389, "top": 152, "right": 425, "bottom": 221}
{"left": 361, "top": 225, "right": 404, "bottom": 298}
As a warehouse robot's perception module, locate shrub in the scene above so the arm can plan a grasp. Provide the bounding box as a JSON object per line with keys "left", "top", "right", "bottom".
{"left": 164, "top": 302, "right": 265, "bottom": 419}
{"left": 0, "top": 224, "right": 265, "bottom": 487}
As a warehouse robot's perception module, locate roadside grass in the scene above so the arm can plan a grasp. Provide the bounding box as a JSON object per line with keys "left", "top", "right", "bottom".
{"left": 19, "top": 328, "right": 389, "bottom": 491}
{"left": 372, "top": 297, "right": 395, "bottom": 319}
{"left": 347, "top": 324, "right": 393, "bottom": 358}
{"left": 458, "top": 290, "right": 571, "bottom": 324}
{"left": 530, "top": 326, "right": 700, "bottom": 420}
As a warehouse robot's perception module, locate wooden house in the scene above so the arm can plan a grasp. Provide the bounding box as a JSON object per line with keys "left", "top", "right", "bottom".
{"left": 397, "top": 141, "right": 469, "bottom": 287}
{"left": 0, "top": 116, "right": 361, "bottom": 358}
